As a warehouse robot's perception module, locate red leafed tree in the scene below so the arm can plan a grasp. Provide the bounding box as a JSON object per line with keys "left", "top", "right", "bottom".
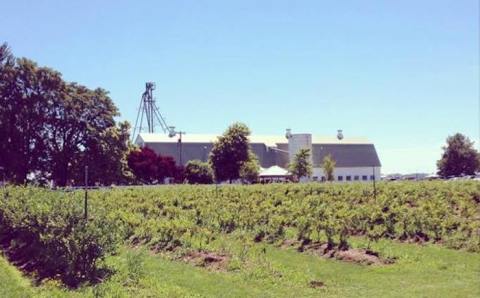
{"left": 127, "top": 147, "right": 159, "bottom": 183}
{"left": 173, "top": 165, "right": 185, "bottom": 183}
{"left": 127, "top": 147, "right": 180, "bottom": 184}
{"left": 156, "top": 155, "right": 177, "bottom": 182}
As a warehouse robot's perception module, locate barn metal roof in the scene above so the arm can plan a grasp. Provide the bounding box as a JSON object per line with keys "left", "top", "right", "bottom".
{"left": 136, "top": 133, "right": 372, "bottom": 146}
{"left": 312, "top": 144, "right": 381, "bottom": 167}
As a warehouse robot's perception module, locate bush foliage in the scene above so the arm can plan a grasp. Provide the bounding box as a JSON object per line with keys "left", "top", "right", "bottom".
{"left": 0, "top": 188, "right": 121, "bottom": 287}
{"left": 437, "top": 133, "right": 480, "bottom": 177}
{"left": 184, "top": 160, "right": 214, "bottom": 184}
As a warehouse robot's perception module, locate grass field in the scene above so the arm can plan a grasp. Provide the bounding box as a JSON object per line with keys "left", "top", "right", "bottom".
{"left": 1, "top": 235, "right": 479, "bottom": 297}
{"left": 1, "top": 182, "right": 479, "bottom": 297}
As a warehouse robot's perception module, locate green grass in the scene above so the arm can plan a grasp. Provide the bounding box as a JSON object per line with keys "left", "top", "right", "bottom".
{"left": 2, "top": 237, "right": 479, "bottom": 297}
{"left": 267, "top": 238, "right": 480, "bottom": 297}
{"left": 0, "top": 255, "right": 34, "bottom": 297}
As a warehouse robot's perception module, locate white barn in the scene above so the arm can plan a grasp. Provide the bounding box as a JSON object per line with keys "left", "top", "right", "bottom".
{"left": 135, "top": 130, "right": 381, "bottom": 182}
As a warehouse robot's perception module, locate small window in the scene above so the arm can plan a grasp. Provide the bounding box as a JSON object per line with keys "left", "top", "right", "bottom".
{"left": 346, "top": 176, "right": 352, "bottom": 181}
{"left": 354, "top": 175, "right": 359, "bottom": 181}
{"left": 338, "top": 176, "right": 343, "bottom": 181}
{"left": 370, "top": 175, "right": 375, "bottom": 180}
{"left": 362, "top": 175, "right": 368, "bottom": 181}
{"left": 313, "top": 176, "right": 318, "bottom": 181}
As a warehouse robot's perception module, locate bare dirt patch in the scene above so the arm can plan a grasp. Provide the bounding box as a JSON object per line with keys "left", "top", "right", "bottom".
{"left": 402, "top": 233, "right": 429, "bottom": 244}
{"left": 304, "top": 242, "right": 394, "bottom": 265}
{"left": 334, "top": 249, "right": 385, "bottom": 265}
{"left": 280, "top": 239, "right": 297, "bottom": 248}
{"left": 309, "top": 280, "right": 325, "bottom": 288}
{"left": 181, "top": 250, "right": 230, "bottom": 271}
{"left": 282, "top": 240, "right": 395, "bottom": 265}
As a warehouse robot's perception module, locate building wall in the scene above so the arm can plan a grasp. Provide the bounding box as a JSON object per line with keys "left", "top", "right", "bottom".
{"left": 288, "top": 134, "right": 312, "bottom": 163}
{"left": 139, "top": 138, "right": 382, "bottom": 179}
{"left": 145, "top": 142, "right": 213, "bottom": 165}
{"left": 143, "top": 141, "right": 276, "bottom": 167}
{"left": 250, "top": 143, "right": 276, "bottom": 168}
{"left": 312, "top": 166, "right": 381, "bottom": 182}
{"left": 275, "top": 143, "right": 290, "bottom": 168}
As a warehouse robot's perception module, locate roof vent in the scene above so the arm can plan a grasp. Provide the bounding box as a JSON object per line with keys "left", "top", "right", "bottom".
{"left": 285, "top": 128, "right": 292, "bottom": 139}
{"left": 168, "top": 126, "right": 176, "bottom": 138}
{"left": 337, "top": 129, "right": 344, "bottom": 140}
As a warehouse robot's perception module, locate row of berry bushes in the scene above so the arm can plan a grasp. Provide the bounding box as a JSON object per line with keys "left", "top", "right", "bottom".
{"left": 0, "top": 187, "right": 121, "bottom": 287}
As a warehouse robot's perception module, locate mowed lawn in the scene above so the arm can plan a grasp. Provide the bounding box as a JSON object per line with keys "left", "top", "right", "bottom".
{"left": 1, "top": 237, "right": 479, "bottom": 298}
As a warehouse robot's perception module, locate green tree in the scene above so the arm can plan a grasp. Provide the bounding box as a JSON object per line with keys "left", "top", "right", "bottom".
{"left": 0, "top": 43, "right": 14, "bottom": 67}
{"left": 289, "top": 148, "right": 313, "bottom": 181}
{"left": 437, "top": 133, "right": 480, "bottom": 177}
{"left": 185, "top": 160, "right": 214, "bottom": 184}
{"left": 0, "top": 54, "right": 64, "bottom": 184}
{"left": 0, "top": 43, "right": 133, "bottom": 186}
{"left": 0, "top": 43, "right": 20, "bottom": 182}
{"left": 79, "top": 121, "right": 135, "bottom": 185}
{"left": 46, "top": 83, "right": 119, "bottom": 186}
{"left": 239, "top": 152, "right": 260, "bottom": 184}
{"left": 322, "top": 154, "right": 336, "bottom": 181}
{"left": 209, "top": 122, "right": 251, "bottom": 182}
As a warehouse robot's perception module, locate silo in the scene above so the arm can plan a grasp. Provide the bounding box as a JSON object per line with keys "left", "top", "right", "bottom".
{"left": 288, "top": 133, "right": 312, "bottom": 163}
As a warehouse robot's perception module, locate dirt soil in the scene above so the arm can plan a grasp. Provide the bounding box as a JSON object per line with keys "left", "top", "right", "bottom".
{"left": 309, "top": 280, "right": 325, "bottom": 288}
{"left": 181, "top": 250, "right": 230, "bottom": 271}
{"left": 283, "top": 240, "right": 394, "bottom": 265}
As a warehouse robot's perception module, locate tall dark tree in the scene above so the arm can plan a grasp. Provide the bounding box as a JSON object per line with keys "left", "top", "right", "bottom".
{"left": 0, "top": 42, "right": 133, "bottom": 186}
{"left": 45, "top": 83, "right": 118, "bottom": 186}
{"left": 0, "top": 53, "right": 64, "bottom": 184}
{"left": 79, "top": 121, "right": 134, "bottom": 185}
{"left": 209, "top": 122, "right": 251, "bottom": 182}
{"left": 0, "top": 43, "right": 17, "bottom": 181}
{"left": 437, "top": 133, "right": 479, "bottom": 177}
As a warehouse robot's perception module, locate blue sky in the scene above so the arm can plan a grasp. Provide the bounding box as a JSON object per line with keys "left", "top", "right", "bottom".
{"left": 1, "top": 0, "right": 478, "bottom": 174}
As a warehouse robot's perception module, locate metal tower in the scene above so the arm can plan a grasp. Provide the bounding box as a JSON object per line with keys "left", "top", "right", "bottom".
{"left": 132, "top": 82, "right": 175, "bottom": 139}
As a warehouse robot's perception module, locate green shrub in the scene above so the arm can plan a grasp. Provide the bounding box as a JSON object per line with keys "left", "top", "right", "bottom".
{"left": 0, "top": 187, "right": 120, "bottom": 287}
{"left": 184, "top": 160, "right": 214, "bottom": 184}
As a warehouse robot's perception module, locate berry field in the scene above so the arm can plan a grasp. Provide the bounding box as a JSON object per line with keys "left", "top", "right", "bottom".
{"left": 0, "top": 181, "right": 479, "bottom": 297}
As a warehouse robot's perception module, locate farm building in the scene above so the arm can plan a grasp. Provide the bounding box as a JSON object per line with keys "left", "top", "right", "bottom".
{"left": 134, "top": 130, "right": 381, "bottom": 182}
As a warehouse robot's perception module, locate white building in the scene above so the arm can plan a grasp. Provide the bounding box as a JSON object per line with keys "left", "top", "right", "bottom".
{"left": 135, "top": 129, "right": 381, "bottom": 182}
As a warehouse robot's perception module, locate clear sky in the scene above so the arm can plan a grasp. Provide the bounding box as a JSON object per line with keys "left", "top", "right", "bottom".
{"left": 1, "top": 0, "right": 478, "bottom": 174}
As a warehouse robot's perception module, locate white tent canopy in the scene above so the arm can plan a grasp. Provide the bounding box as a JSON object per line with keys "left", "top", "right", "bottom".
{"left": 259, "top": 166, "right": 290, "bottom": 177}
